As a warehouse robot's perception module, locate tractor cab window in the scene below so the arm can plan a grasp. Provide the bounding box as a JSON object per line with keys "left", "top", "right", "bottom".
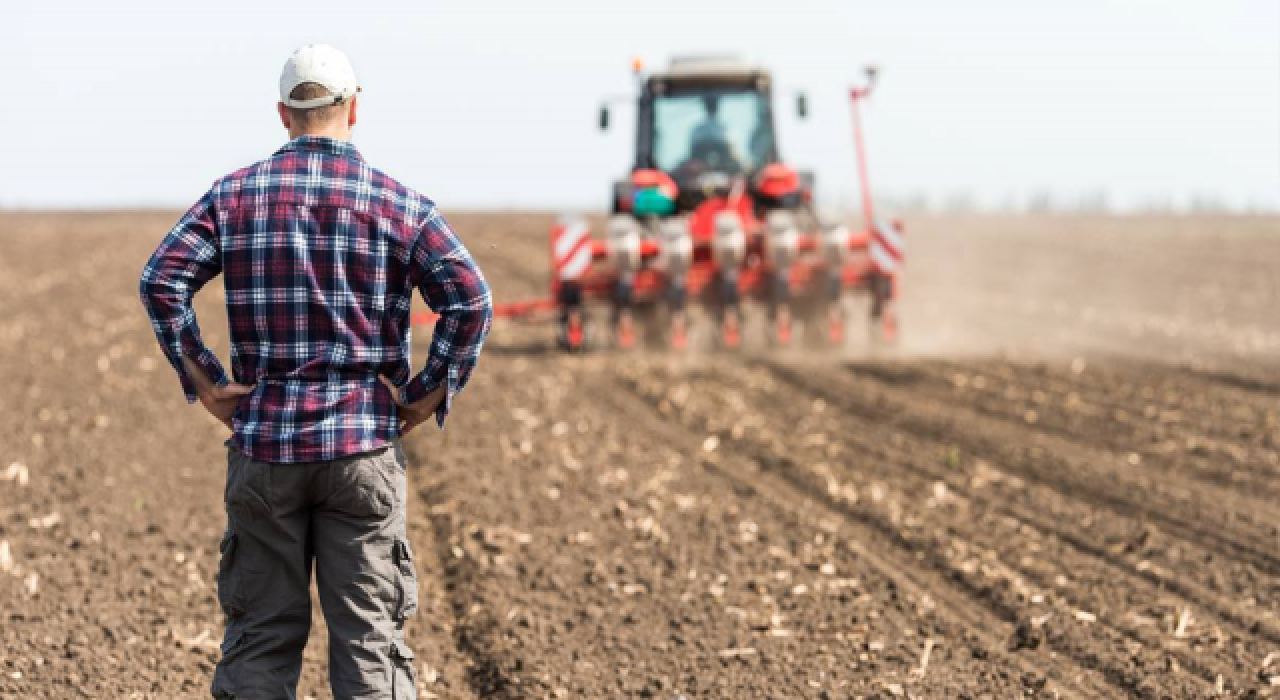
{"left": 652, "top": 90, "right": 773, "bottom": 177}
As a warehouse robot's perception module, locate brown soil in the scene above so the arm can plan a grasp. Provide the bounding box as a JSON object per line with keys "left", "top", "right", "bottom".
{"left": 0, "top": 211, "right": 1277, "bottom": 698}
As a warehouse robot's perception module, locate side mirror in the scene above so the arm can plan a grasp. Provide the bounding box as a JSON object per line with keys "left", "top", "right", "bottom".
{"left": 796, "top": 93, "right": 808, "bottom": 119}
{"left": 599, "top": 106, "right": 610, "bottom": 131}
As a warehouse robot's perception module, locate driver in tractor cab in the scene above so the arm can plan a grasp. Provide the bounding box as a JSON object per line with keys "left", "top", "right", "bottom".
{"left": 692, "top": 94, "right": 727, "bottom": 146}
{"left": 689, "top": 94, "right": 742, "bottom": 172}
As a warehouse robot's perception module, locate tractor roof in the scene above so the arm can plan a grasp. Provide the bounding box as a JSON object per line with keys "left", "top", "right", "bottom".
{"left": 653, "top": 55, "right": 771, "bottom": 90}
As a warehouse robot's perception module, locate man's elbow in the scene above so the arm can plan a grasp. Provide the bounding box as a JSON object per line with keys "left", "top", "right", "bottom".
{"left": 139, "top": 265, "right": 164, "bottom": 305}
{"left": 138, "top": 267, "right": 157, "bottom": 305}
{"left": 478, "top": 286, "right": 495, "bottom": 327}
{"left": 466, "top": 290, "right": 494, "bottom": 345}
{"left": 470, "top": 273, "right": 494, "bottom": 320}
{"left": 138, "top": 265, "right": 178, "bottom": 310}
{"left": 471, "top": 297, "right": 494, "bottom": 341}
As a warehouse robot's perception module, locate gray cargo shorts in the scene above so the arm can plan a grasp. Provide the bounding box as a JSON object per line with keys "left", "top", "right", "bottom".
{"left": 212, "top": 442, "right": 418, "bottom": 700}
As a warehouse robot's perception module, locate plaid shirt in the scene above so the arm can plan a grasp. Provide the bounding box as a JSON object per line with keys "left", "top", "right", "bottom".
{"left": 140, "top": 136, "right": 492, "bottom": 463}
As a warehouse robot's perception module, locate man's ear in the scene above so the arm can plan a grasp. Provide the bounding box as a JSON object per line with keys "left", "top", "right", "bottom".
{"left": 277, "top": 102, "right": 292, "bottom": 130}
{"left": 348, "top": 97, "right": 358, "bottom": 128}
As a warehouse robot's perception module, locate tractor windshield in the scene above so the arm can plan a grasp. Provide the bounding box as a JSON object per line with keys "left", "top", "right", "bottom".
{"left": 651, "top": 89, "right": 774, "bottom": 176}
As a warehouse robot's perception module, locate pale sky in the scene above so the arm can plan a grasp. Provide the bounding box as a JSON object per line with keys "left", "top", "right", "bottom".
{"left": 3, "top": 1, "right": 1278, "bottom": 211}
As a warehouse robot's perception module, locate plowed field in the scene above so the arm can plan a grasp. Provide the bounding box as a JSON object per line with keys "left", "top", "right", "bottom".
{"left": 1, "top": 212, "right": 1277, "bottom": 698}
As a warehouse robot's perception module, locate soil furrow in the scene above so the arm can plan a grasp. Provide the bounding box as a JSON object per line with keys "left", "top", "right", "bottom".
{"left": 394, "top": 359, "right": 1045, "bottom": 697}
{"left": 607, "top": 368, "right": 1136, "bottom": 698}
{"left": 757, "top": 361, "right": 1280, "bottom": 642}
{"left": 930, "top": 357, "right": 1279, "bottom": 421}
{"left": 716, "top": 360, "right": 1280, "bottom": 640}
{"left": 667, "top": 360, "right": 1275, "bottom": 690}
{"left": 760, "top": 359, "right": 1280, "bottom": 577}
{"left": 1176, "top": 365, "right": 1280, "bottom": 399}
{"left": 615, "top": 365, "right": 1256, "bottom": 696}
{"left": 418, "top": 477, "right": 520, "bottom": 699}
{"left": 921, "top": 358, "right": 1277, "bottom": 453}
{"left": 853, "top": 359, "right": 1280, "bottom": 500}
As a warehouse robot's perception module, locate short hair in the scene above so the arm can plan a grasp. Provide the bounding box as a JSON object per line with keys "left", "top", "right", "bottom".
{"left": 285, "top": 82, "right": 346, "bottom": 128}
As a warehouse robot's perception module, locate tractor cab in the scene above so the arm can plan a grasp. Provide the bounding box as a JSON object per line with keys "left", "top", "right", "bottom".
{"left": 604, "top": 56, "right": 804, "bottom": 215}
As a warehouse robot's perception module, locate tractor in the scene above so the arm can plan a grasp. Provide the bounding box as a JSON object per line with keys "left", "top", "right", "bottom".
{"left": 415, "top": 56, "right": 905, "bottom": 351}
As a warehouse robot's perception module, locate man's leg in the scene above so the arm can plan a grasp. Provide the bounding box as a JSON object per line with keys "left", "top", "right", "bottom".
{"left": 313, "top": 443, "right": 417, "bottom": 699}
{"left": 212, "top": 449, "right": 314, "bottom": 699}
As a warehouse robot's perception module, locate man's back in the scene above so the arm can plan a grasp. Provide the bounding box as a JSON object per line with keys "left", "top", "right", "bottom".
{"left": 141, "top": 135, "right": 491, "bottom": 463}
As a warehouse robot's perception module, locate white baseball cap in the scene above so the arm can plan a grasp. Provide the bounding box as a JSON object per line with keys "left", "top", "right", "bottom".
{"left": 279, "top": 44, "right": 361, "bottom": 109}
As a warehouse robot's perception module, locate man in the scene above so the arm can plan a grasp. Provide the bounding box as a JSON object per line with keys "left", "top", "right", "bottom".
{"left": 688, "top": 94, "right": 742, "bottom": 172}
{"left": 690, "top": 94, "right": 727, "bottom": 147}
{"left": 139, "top": 44, "right": 492, "bottom": 699}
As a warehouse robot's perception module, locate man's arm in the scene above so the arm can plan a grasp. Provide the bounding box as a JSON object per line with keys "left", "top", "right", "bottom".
{"left": 139, "top": 190, "right": 233, "bottom": 403}
{"left": 394, "top": 206, "right": 493, "bottom": 432}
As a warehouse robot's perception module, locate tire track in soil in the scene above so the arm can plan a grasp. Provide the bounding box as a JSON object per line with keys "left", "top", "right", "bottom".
{"left": 826, "top": 365, "right": 1280, "bottom": 643}
{"left": 405, "top": 359, "right": 1059, "bottom": 698}
{"left": 603, "top": 367, "right": 1127, "bottom": 698}
{"left": 401, "top": 493, "right": 487, "bottom": 700}
{"left": 418, "top": 477, "right": 518, "bottom": 700}
{"left": 758, "top": 361, "right": 1280, "bottom": 640}
{"left": 640, "top": 360, "right": 1275, "bottom": 694}
{"left": 913, "top": 356, "right": 1277, "bottom": 440}
{"left": 615, "top": 367, "right": 1230, "bottom": 698}
{"left": 404, "top": 435, "right": 524, "bottom": 698}
{"left": 762, "top": 359, "right": 1280, "bottom": 579}
{"left": 931, "top": 357, "right": 1280, "bottom": 420}
{"left": 1175, "top": 366, "right": 1280, "bottom": 400}
{"left": 849, "top": 359, "right": 1280, "bottom": 503}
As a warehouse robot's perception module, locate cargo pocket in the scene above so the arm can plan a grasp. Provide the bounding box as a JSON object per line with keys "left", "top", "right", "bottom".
{"left": 211, "top": 628, "right": 247, "bottom": 699}
{"left": 215, "top": 530, "right": 245, "bottom": 618}
{"left": 390, "top": 639, "right": 416, "bottom": 700}
{"left": 392, "top": 539, "right": 419, "bottom": 622}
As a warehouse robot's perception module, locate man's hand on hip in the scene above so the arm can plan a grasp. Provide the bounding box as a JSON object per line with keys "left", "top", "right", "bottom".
{"left": 199, "top": 383, "right": 255, "bottom": 431}
{"left": 180, "top": 355, "right": 253, "bottom": 431}
{"left": 379, "top": 376, "right": 446, "bottom": 436}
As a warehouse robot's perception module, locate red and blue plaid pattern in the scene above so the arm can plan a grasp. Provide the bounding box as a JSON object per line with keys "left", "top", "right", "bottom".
{"left": 140, "top": 136, "right": 492, "bottom": 463}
